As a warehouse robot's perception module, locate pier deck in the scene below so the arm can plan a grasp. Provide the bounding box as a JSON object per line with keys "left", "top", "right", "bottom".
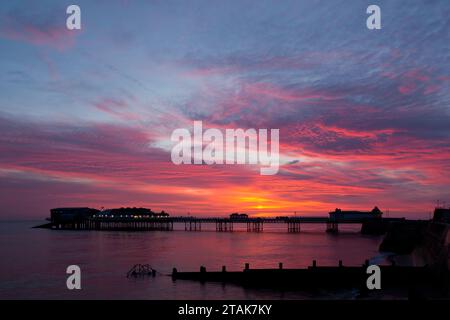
{"left": 37, "top": 215, "right": 405, "bottom": 233}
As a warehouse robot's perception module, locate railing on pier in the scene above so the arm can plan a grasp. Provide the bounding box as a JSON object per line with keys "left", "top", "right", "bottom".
{"left": 48, "top": 215, "right": 405, "bottom": 233}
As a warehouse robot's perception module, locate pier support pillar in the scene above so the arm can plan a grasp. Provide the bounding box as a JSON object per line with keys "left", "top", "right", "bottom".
{"left": 288, "top": 221, "right": 301, "bottom": 233}
{"left": 326, "top": 222, "right": 339, "bottom": 233}
{"left": 186, "top": 221, "right": 201, "bottom": 231}
{"left": 216, "top": 221, "right": 233, "bottom": 232}
{"left": 247, "top": 221, "right": 263, "bottom": 232}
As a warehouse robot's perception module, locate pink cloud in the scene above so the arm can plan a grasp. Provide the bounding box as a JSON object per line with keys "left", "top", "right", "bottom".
{"left": 94, "top": 98, "right": 141, "bottom": 121}
{"left": 0, "top": 15, "right": 79, "bottom": 50}
{"left": 398, "top": 83, "right": 416, "bottom": 95}
{"left": 244, "top": 83, "right": 342, "bottom": 102}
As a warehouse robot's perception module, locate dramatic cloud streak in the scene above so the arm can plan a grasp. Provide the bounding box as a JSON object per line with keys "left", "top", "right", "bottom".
{"left": 0, "top": 0, "right": 449, "bottom": 219}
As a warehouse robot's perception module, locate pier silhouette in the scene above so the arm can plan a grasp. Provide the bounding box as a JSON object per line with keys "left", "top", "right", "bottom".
{"left": 36, "top": 206, "right": 404, "bottom": 234}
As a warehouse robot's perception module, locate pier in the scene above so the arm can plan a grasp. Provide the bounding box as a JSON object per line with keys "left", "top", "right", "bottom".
{"left": 38, "top": 214, "right": 404, "bottom": 234}
{"left": 34, "top": 206, "right": 405, "bottom": 234}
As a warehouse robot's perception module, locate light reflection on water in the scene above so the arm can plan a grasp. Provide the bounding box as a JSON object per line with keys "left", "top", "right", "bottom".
{"left": 0, "top": 221, "right": 386, "bottom": 299}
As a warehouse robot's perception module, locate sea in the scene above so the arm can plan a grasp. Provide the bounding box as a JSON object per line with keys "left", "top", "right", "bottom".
{"left": 0, "top": 221, "right": 391, "bottom": 299}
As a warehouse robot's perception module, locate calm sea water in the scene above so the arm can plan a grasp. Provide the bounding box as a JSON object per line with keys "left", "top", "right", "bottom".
{"left": 0, "top": 221, "right": 388, "bottom": 299}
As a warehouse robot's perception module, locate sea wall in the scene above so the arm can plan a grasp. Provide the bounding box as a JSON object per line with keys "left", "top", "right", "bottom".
{"left": 379, "top": 220, "right": 449, "bottom": 295}
{"left": 360, "top": 219, "right": 389, "bottom": 235}
{"left": 379, "top": 220, "right": 428, "bottom": 254}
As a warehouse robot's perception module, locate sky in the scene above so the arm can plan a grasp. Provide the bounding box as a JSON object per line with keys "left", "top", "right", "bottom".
{"left": 0, "top": 0, "right": 449, "bottom": 219}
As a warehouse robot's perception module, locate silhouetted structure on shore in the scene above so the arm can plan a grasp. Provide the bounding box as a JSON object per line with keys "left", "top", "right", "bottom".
{"left": 433, "top": 207, "right": 450, "bottom": 223}
{"left": 380, "top": 206, "right": 450, "bottom": 279}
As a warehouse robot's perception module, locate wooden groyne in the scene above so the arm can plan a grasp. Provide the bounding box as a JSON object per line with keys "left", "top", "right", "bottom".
{"left": 171, "top": 261, "right": 433, "bottom": 291}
